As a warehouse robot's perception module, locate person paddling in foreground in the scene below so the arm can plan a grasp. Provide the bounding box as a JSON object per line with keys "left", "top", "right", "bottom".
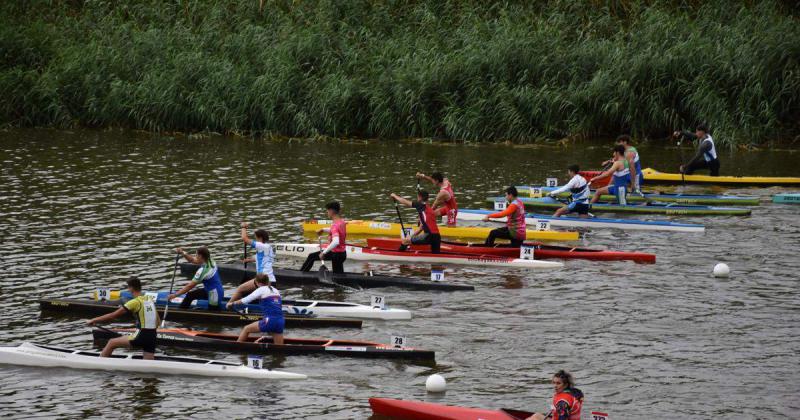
{"left": 527, "top": 370, "right": 584, "bottom": 420}
{"left": 229, "top": 222, "right": 276, "bottom": 304}
{"left": 300, "top": 201, "right": 347, "bottom": 273}
{"left": 87, "top": 277, "right": 159, "bottom": 359}
{"left": 390, "top": 190, "right": 442, "bottom": 253}
{"left": 482, "top": 186, "right": 526, "bottom": 246}
{"left": 674, "top": 124, "right": 720, "bottom": 176}
{"left": 549, "top": 165, "right": 591, "bottom": 218}
{"left": 169, "top": 246, "right": 224, "bottom": 310}
{"left": 226, "top": 274, "right": 285, "bottom": 344}
{"left": 416, "top": 171, "right": 458, "bottom": 225}
{"left": 589, "top": 145, "right": 633, "bottom": 204}
{"left": 613, "top": 135, "right": 643, "bottom": 193}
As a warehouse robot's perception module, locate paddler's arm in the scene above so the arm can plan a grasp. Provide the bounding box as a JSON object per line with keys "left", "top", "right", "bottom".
{"left": 626, "top": 152, "right": 636, "bottom": 189}
{"left": 483, "top": 203, "right": 517, "bottom": 221}
{"left": 86, "top": 307, "right": 127, "bottom": 325}
{"left": 415, "top": 172, "right": 435, "bottom": 185}
{"left": 390, "top": 193, "right": 412, "bottom": 207}
{"left": 240, "top": 222, "right": 253, "bottom": 246}
{"left": 167, "top": 281, "right": 197, "bottom": 301}
{"left": 175, "top": 248, "right": 201, "bottom": 264}
{"left": 549, "top": 176, "right": 577, "bottom": 196}
{"left": 432, "top": 189, "right": 451, "bottom": 210}
{"left": 589, "top": 161, "right": 619, "bottom": 182}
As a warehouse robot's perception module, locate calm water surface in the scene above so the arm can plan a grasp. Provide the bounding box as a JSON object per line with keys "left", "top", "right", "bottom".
{"left": 0, "top": 129, "right": 798, "bottom": 419}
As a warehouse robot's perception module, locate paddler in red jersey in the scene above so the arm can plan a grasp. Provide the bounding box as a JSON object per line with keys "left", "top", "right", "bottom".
{"left": 482, "top": 186, "right": 526, "bottom": 246}
{"left": 390, "top": 189, "right": 442, "bottom": 253}
{"left": 416, "top": 171, "right": 458, "bottom": 226}
{"left": 300, "top": 201, "right": 347, "bottom": 273}
{"left": 528, "top": 370, "right": 584, "bottom": 420}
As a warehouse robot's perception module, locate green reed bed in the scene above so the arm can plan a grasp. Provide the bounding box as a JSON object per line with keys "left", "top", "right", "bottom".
{"left": 1, "top": 0, "right": 799, "bottom": 144}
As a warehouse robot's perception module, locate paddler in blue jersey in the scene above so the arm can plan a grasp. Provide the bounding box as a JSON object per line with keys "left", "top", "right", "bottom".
{"left": 228, "top": 222, "right": 276, "bottom": 304}
{"left": 602, "top": 135, "right": 641, "bottom": 193}
{"left": 87, "top": 277, "right": 159, "bottom": 359}
{"left": 169, "top": 246, "right": 224, "bottom": 310}
{"left": 589, "top": 145, "right": 633, "bottom": 204}
{"left": 227, "top": 274, "right": 285, "bottom": 344}
{"left": 548, "top": 165, "right": 591, "bottom": 218}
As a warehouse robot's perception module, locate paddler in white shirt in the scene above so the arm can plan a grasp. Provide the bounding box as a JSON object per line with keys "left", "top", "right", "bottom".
{"left": 548, "top": 165, "right": 591, "bottom": 218}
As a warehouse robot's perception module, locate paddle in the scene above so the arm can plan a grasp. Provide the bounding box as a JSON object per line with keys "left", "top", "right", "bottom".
{"left": 242, "top": 236, "right": 249, "bottom": 284}
{"left": 94, "top": 324, "right": 122, "bottom": 338}
{"left": 161, "top": 253, "right": 180, "bottom": 328}
{"left": 316, "top": 235, "right": 331, "bottom": 284}
{"left": 675, "top": 132, "right": 686, "bottom": 185}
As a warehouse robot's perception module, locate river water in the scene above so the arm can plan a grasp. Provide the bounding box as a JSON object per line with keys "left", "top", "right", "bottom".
{"left": 0, "top": 129, "right": 798, "bottom": 419}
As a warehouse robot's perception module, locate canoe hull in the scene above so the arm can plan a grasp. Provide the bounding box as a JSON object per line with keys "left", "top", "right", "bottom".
{"left": 302, "top": 220, "right": 579, "bottom": 241}
{"left": 773, "top": 193, "right": 800, "bottom": 204}
{"left": 516, "top": 185, "right": 759, "bottom": 205}
{"left": 487, "top": 197, "right": 751, "bottom": 216}
{"left": 365, "top": 238, "right": 655, "bottom": 263}
{"left": 369, "top": 398, "right": 532, "bottom": 420}
{"left": 583, "top": 168, "right": 800, "bottom": 186}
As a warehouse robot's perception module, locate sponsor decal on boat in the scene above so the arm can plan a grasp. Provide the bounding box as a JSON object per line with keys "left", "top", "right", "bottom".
{"left": 325, "top": 346, "right": 368, "bottom": 352}
{"left": 275, "top": 244, "right": 307, "bottom": 253}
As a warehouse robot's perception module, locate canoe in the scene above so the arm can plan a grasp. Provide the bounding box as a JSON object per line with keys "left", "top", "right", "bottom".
{"left": 364, "top": 238, "right": 656, "bottom": 264}
{"left": 773, "top": 193, "right": 800, "bottom": 204}
{"left": 302, "top": 220, "right": 579, "bottom": 241}
{"left": 274, "top": 243, "right": 564, "bottom": 270}
{"left": 583, "top": 168, "right": 800, "bottom": 187}
{"left": 39, "top": 298, "right": 363, "bottom": 329}
{"left": 93, "top": 329, "right": 436, "bottom": 362}
{"left": 180, "top": 263, "right": 475, "bottom": 292}
{"left": 94, "top": 290, "right": 412, "bottom": 320}
{"left": 369, "top": 397, "right": 532, "bottom": 420}
{"left": 0, "top": 342, "right": 306, "bottom": 380}
{"left": 516, "top": 185, "right": 759, "bottom": 205}
{"left": 458, "top": 209, "right": 705, "bottom": 233}
{"left": 486, "top": 196, "right": 751, "bottom": 216}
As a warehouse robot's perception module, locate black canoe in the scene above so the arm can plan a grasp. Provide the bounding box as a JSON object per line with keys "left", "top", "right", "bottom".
{"left": 40, "top": 299, "right": 362, "bottom": 329}
{"left": 179, "top": 262, "right": 474, "bottom": 291}
{"left": 93, "top": 328, "right": 436, "bottom": 362}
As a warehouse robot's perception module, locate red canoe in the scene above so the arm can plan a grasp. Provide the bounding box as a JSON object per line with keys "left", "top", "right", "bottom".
{"left": 579, "top": 170, "right": 609, "bottom": 188}
{"left": 366, "top": 238, "right": 655, "bottom": 264}
{"left": 369, "top": 397, "right": 533, "bottom": 420}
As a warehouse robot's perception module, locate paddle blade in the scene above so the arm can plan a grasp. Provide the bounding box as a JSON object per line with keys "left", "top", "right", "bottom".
{"left": 318, "top": 265, "right": 330, "bottom": 282}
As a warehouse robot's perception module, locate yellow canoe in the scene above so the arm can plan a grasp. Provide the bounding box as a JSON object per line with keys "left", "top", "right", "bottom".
{"left": 643, "top": 168, "right": 800, "bottom": 186}
{"left": 302, "top": 220, "right": 579, "bottom": 241}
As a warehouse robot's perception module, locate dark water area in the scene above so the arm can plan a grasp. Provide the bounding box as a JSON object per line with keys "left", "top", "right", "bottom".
{"left": 0, "top": 128, "right": 798, "bottom": 419}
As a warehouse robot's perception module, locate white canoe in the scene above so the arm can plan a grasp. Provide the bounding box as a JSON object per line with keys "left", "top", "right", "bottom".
{"left": 0, "top": 342, "right": 306, "bottom": 380}
{"left": 275, "top": 244, "right": 563, "bottom": 270}
{"left": 458, "top": 209, "right": 705, "bottom": 233}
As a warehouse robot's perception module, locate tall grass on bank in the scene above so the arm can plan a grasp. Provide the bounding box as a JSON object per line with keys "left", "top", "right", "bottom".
{"left": 1, "top": 0, "right": 799, "bottom": 144}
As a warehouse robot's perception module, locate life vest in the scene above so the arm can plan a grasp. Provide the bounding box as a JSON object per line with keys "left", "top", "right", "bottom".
{"left": 551, "top": 388, "right": 584, "bottom": 420}
{"left": 506, "top": 198, "right": 526, "bottom": 240}
{"left": 702, "top": 135, "right": 718, "bottom": 162}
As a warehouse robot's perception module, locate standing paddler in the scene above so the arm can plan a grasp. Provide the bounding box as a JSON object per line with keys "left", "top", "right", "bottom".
{"left": 549, "top": 165, "right": 591, "bottom": 218}
{"left": 390, "top": 189, "right": 441, "bottom": 253}
{"left": 226, "top": 274, "right": 284, "bottom": 344}
{"left": 527, "top": 370, "right": 584, "bottom": 420}
{"left": 87, "top": 277, "right": 159, "bottom": 359}
{"left": 300, "top": 201, "right": 347, "bottom": 273}
{"left": 228, "top": 222, "right": 276, "bottom": 304}
{"left": 168, "top": 246, "right": 224, "bottom": 310}
{"left": 589, "top": 145, "right": 633, "bottom": 204}
{"left": 674, "top": 124, "right": 720, "bottom": 176}
{"left": 482, "top": 186, "right": 526, "bottom": 246}
{"left": 416, "top": 171, "right": 458, "bottom": 225}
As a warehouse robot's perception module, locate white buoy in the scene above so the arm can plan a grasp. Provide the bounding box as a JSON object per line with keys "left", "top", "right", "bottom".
{"left": 425, "top": 374, "right": 447, "bottom": 393}
{"left": 713, "top": 263, "right": 730, "bottom": 278}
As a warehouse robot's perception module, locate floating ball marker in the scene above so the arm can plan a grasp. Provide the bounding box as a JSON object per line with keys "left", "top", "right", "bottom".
{"left": 391, "top": 335, "right": 407, "bottom": 348}
{"left": 426, "top": 374, "right": 447, "bottom": 393}
{"left": 247, "top": 355, "right": 263, "bottom": 369}
{"left": 431, "top": 269, "right": 445, "bottom": 282}
{"left": 546, "top": 177, "right": 558, "bottom": 187}
{"left": 713, "top": 263, "right": 730, "bottom": 278}
{"left": 371, "top": 295, "right": 386, "bottom": 310}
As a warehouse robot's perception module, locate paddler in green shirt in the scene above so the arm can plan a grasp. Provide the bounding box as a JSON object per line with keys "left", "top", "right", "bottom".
{"left": 87, "top": 277, "right": 159, "bottom": 359}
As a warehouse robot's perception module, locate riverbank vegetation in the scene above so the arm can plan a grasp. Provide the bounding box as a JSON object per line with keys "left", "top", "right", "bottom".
{"left": 1, "top": 1, "right": 799, "bottom": 144}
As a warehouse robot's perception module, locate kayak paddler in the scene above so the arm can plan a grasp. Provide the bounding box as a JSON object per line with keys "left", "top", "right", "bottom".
{"left": 87, "top": 277, "right": 159, "bottom": 359}
{"left": 229, "top": 222, "right": 276, "bottom": 304}
{"left": 169, "top": 246, "right": 224, "bottom": 310}
{"left": 548, "top": 165, "right": 591, "bottom": 218}
{"left": 300, "top": 201, "right": 347, "bottom": 273}
{"left": 390, "top": 189, "right": 441, "bottom": 253}
{"left": 673, "top": 124, "right": 720, "bottom": 176}
{"left": 589, "top": 145, "right": 632, "bottom": 204}
{"left": 416, "top": 171, "right": 458, "bottom": 226}
{"left": 226, "top": 274, "right": 285, "bottom": 344}
{"left": 527, "top": 370, "right": 584, "bottom": 420}
{"left": 482, "top": 186, "right": 526, "bottom": 246}
{"left": 616, "top": 135, "right": 643, "bottom": 192}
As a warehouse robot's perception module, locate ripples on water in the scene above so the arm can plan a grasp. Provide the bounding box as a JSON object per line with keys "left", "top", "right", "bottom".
{"left": 0, "top": 129, "right": 798, "bottom": 419}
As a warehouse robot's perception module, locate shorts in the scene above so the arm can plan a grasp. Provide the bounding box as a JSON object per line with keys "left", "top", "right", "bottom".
{"left": 608, "top": 185, "right": 629, "bottom": 197}
{"left": 128, "top": 329, "right": 157, "bottom": 353}
{"left": 567, "top": 201, "right": 591, "bottom": 215}
{"left": 411, "top": 232, "right": 442, "bottom": 253}
{"left": 258, "top": 317, "right": 285, "bottom": 334}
